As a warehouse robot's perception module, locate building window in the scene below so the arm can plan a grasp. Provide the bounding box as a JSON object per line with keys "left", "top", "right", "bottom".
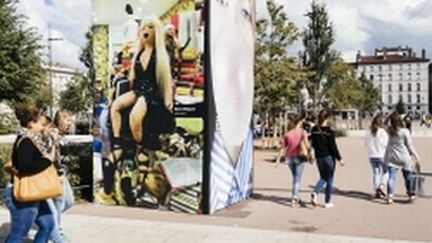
{"left": 417, "top": 83, "right": 421, "bottom": 91}
{"left": 417, "top": 106, "right": 421, "bottom": 110}
{"left": 417, "top": 94, "right": 421, "bottom": 103}
{"left": 408, "top": 94, "right": 412, "bottom": 103}
{"left": 399, "top": 64, "right": 403, "bottom": 70}
{"left": 399, "top": 83, "right": 403, "bottom": 91}
{"left": 408, "top": 64, "right": 411, "bottom": 70}
{"left": 388, "top": 95, "right": 392, "bottom": 104}
{"left": 416, "top": 63, "right": 420, "bottom": 70}
{"left": 370, "top": 74, "right": 374, "bottom": 81}
{"left": 389, "top": 65, "right": 392, "bottom": 71}
{"left": 370, "top": 66, "right": 374, "bottom": 72}
{"left": 378, "top": 65, "right": 382, "bottom": 72}
{"left": 399, "top": 73, "right": 403, "bottom": 80}
{"left": 417, "top": 72, "right": 420, "bottom": 80}
{"left": 399, "top": 94, "right": 403, "bottom": 102}
{"left": 379, "top": 84, "right": 382, "bottom": 91}
{"left": 388, "top": 83, "right": 392, "bottom": 92}
{"left": 362, "top": 66, "right": 366, "bottom": 72}
{"left": 408, "top": 72, "right": 411, "bottom": 80}
{"left": 408, "top": 106, "right": 412, "bottom": 110}
{"left": 388, "top": 74, "right": 392, "bottom": 81}
{"left": 378, "top": 74, "right": 383, "bottom": 81}
{"left": 408, "top": 83, "right": 412, "bottom": 91}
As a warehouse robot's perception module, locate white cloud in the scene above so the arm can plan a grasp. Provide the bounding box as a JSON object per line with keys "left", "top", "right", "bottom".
{"left": 258, "top": 0, "right": 432, "bottom": 61}
{"left": 17, "top": 0, "right": 91, "bottom": 70}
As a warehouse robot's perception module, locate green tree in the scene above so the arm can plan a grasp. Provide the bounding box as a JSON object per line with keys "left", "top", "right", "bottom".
{"left": 58, "top": 72, "right": 92, "bottom": 114}
{"left": 395, "top": 98, "right": 406, "bottom": 114}
{"left": 302, "top": 1, "right": 338, "bottom": 114}
{"left": 255, "top": 0, "right": 301, "bottom": 121}
{"left": 0, "top": 0, "right": 48, "bottom": 108}
{"left": 58, "top": 29, "right": 93, "bottom": 115}
{"left": 355, "top": 73, "right": 381, "bottom": 127}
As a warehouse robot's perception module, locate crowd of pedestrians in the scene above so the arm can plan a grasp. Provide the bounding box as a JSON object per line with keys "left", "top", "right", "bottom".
{"left": 277, "top": 109, "right": 421, "bottom": 208}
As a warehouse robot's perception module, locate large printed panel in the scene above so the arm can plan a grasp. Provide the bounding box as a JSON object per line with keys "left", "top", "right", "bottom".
{"left": 92, "top": 0, "right": 205, "bottom": 213}
{"left": 208, "top": 0, "right": 256, "bottom": 213}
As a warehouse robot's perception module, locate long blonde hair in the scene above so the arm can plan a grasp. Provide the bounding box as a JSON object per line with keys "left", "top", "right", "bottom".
{"left": 129, "top": 16, "right": 172, "bottom": 96}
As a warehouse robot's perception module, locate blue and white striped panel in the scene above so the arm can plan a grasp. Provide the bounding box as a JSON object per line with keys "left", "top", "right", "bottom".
{"left": 228, "top": 130, "right": 253, "bottom": 204}
{"left": 210, "top": 129, "right": 254, "bottom": 213}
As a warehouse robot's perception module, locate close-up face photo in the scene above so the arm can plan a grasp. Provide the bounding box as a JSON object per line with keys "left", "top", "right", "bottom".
{"left": 210, "top": 0, "right": 255, "bottom": 163}
{"left": 140, "top": 22, "right": 155, "bottom": 44}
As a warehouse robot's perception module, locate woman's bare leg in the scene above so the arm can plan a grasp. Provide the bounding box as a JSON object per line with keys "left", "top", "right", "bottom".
{"left": 111, "top": 91, "right": 137, "bottom": 137}
{"left": 129, "top": 96, "right": 148, "bottom": 143}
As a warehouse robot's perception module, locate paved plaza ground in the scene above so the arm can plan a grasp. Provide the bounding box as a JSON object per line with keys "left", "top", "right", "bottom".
{"left": 0, "top": 132, "right": 431, "bottom": 242}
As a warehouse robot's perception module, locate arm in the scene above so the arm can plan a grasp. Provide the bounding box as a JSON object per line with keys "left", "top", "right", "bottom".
{"left": 329, "top": 129, "right": 342, "bottom": 162}
{"left": 403, "top": 130, "right": 420, "bottom": 162}
{"left": 14, "top": 138, "right": 53, "bottom": 174}
{"left": 164, "top": 75, "right": 173, "bottom": 111}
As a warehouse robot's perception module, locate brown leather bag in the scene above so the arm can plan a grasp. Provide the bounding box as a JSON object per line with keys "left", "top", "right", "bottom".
{"left": 11, "top": 136, "right": 63, "bottom": 202}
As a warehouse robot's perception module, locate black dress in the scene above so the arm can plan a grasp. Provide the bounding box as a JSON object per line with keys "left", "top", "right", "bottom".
{"left": 132, "top": 49, "right": 175, "bottom": 149}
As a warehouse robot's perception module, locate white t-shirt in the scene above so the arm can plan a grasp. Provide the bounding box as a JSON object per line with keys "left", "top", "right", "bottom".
{"left": 365, "top": 128, "right": 389, "bottom": 159}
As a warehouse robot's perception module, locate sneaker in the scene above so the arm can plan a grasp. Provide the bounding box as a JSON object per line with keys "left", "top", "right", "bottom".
{"left": 409, "top": 195, "right": 416, "bottom": 202}
{"left": 310, "top": 193, "right": 317, "bottom": 207}
{"left": 291, "top": 197, "right": 299, "bottom": 207}
{"left": 324, "top": 203, "right": 334, "bottom": 208}
{"left": 387, "top": 197, "right": 394, "bottom": 204}
{"left": 376, "top": 185, "right": 386, "bottom": 198}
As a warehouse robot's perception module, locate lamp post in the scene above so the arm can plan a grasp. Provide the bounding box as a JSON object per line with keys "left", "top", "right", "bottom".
{"left": 47, "top": 27, "right": 63, "bottom": 118}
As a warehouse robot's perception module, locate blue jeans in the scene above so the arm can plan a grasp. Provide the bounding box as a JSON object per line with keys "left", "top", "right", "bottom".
{"left": 286, "top": 156, "right": 305, "bottom": 198}
{"left": 385, "top": 166, "right": 413, "bottom": 197}
{"left": 370, "top": 158, "right": 387, "bottom": 190}
{"left": 47, "top": 199, "right": 63, "bottom": 243}
{"left": 3, "top": 186, "right": 55, "bottom": 243}
{"left": 313, "top": 156, "right": 336, "bottom": 203}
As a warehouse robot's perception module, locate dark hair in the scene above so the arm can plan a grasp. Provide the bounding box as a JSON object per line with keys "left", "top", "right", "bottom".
{"left": 370, "top": 114, "right": 384, "bottom": 136}
{"left": 15, "top": 107, "right": 41, "bottom": 128}
{"left": 318, "top": 109, "right": 331, "bottom": 127}
{"left": 287, "top": 114, "right": 303, "bottom": 131}
{"left": 388, "top": 111, "right": 404, "bottom": 137}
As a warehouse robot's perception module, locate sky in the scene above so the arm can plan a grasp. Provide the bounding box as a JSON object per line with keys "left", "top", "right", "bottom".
{"left": 16, "top": 0, "right": 91, "bottom": 70}
{"left": 257, "top": 0, "right": 432, "bottom": 62}
{"left": 15, "top": 0, "right": 432, "bottom": 69}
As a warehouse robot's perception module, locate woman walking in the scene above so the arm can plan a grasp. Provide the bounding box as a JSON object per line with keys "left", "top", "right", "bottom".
{"left": 310, "top": 109, "right": 345, "bottom": 208}
{"left": 3, "top": 107, "right": 56, "bottom": 243}
{"left": 365, "top": 114, "right": 389, "bottom": 198}
{"left": 276, "top": 114, "right": 311, "bottom": 206}
{"left": 383, "top": 111, "right": 420, "bottom": 204}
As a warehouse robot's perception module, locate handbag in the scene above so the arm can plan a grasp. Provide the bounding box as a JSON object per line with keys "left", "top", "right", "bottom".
{"left": 12, "top": 136, "right": 63, "bottom": 202}
{"left": 410, "top": 163, "right": 425, "bottom": 196}
{"left": 298, "top": 138, "right": 310, "bottom": 162}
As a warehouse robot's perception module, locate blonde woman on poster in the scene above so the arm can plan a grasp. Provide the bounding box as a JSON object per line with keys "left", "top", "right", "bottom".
{"left": 110, "top": 15, "right": 175, "bottom": 162}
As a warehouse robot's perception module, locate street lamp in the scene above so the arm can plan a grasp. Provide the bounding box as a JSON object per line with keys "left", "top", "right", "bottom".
{"left": 47, "top": 27, "right": 63, "bottom": 118}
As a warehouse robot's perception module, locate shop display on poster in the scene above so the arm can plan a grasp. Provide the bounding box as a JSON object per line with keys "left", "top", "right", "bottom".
{"left": 92, "top": 0, "right": 205, "bottom": 213}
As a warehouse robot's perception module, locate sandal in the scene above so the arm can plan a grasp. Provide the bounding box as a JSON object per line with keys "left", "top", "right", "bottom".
{"left": 110, "top": 137, "right": 124, "bottom": 164}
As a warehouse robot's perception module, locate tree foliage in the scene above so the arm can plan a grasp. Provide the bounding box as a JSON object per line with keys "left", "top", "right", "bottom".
{"left": 302, "top": 1, "right": 338, "bottom": 113}
{"left": 395, "top": 98, "right": 406, "bottom": 115}
{"left": 58, "top": 30, "right": 94, "bottom": 114}
{"left": 255, "top": 0, "right": 301, "bottom": 117}
{"left": 0, "top": 0, "right": 47, "bottom": 108}
{"left": 58, "top": 72, "right": 92, "bottom": 114}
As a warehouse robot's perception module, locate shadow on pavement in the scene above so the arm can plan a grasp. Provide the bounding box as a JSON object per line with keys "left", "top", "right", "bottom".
{"left": 251, "top": 193, "right": 317, "bottom": 209}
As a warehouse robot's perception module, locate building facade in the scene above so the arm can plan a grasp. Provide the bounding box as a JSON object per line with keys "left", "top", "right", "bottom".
{"left": 43, "top": 64, "right": 77, "bottom": 112}
{"left": 352, "top": 46, "right": 430, "bottom": 115}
